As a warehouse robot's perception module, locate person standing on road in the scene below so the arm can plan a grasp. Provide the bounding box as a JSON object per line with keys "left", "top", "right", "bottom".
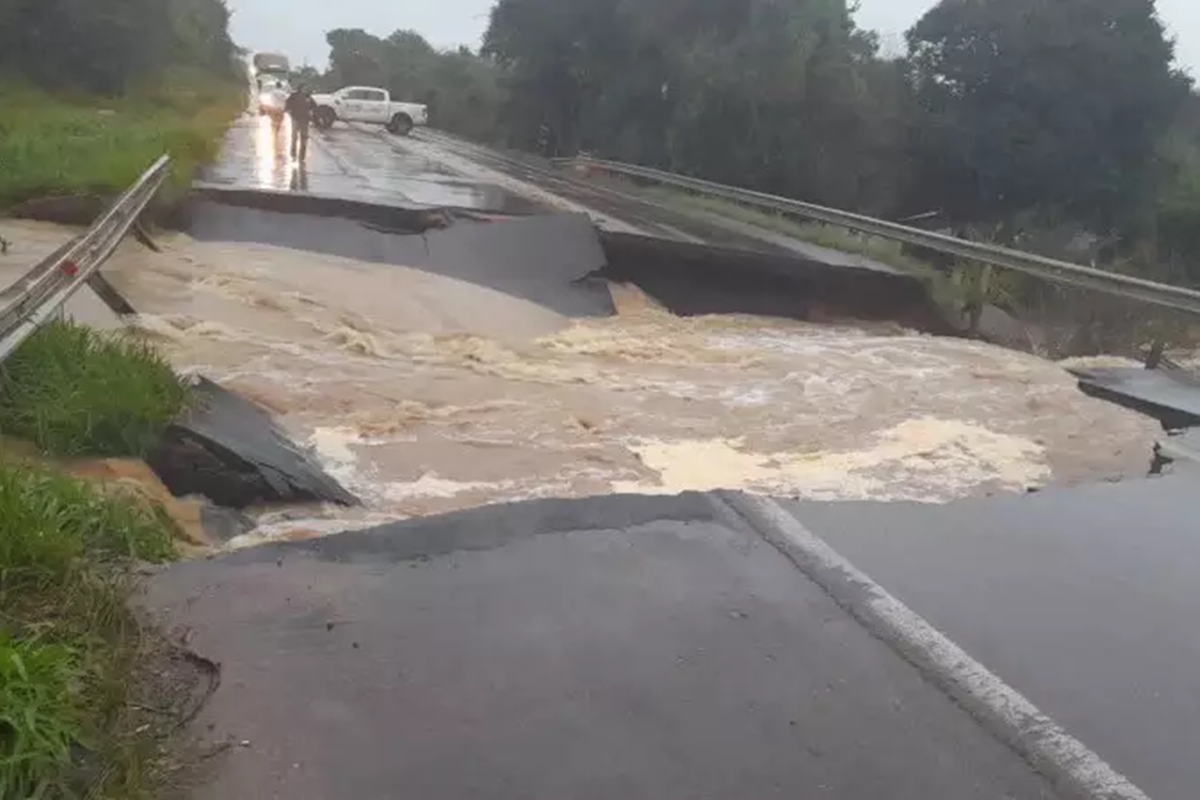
{"left": 285, "top": 85, "right": 316, "bottom": 163}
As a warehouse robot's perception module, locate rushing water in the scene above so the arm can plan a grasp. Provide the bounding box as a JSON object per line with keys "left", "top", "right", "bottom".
{"left": 0, "top": 219, "right": 1161, "bottom": 548}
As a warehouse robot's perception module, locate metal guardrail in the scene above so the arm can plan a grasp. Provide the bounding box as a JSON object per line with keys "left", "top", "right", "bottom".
{"left": 561, "top": 155, "right": 1200, "bottom": 317}
{"left": 0, "top": 155, "right": 171, "bottom": 362}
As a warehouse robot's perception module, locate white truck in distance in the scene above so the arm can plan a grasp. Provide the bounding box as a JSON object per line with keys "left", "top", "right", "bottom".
{"left": 311, "top": 87, "right": 428, "bottom": 136}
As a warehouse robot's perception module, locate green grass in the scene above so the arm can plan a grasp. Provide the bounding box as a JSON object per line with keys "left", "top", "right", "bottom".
{"left": 0, "top": 458, "right": 178, "bottom": 799}
{"left": 0, "top": 321, "right": 190, "bottom": 458}
{"left": 636, "top": 182, "right": 1040, "bottom": 324}
{"left": 640, "top": 185, "right": 936, "bottom": 273}
{"left": 0, "top": 633, "right": 84, "bottom": 799}
{"left": 0, "top": 70, "right": 243, "bottom": 208}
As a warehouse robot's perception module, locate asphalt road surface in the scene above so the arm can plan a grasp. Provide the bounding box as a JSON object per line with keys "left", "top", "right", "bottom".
{"left": 146, "top": 493, "right": 1063, "bottom": 800}
{"left": 788, "top": 473, "right": 1200, "bottom": 800}
{"left": 198, "top": 115, "right": 543, "bottom": 215}
{"left": 199, "top": 115, "right": 901, "bottom": 275}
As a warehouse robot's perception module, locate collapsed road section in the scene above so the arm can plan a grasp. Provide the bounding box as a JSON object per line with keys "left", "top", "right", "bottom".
{"left": 94, "top": 205, "right": 1158, "bottom": 542}
{"left": 6, "top": 114, "right": 1197, "bottom": 799}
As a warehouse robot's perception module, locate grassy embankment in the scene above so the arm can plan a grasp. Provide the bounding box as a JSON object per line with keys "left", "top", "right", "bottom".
{"left": 0, "top": 322, "right": 190, "bottom": 798}
{"left": 0, "top": 71, "right": 243, "bottom": 209}
{"left": 1, "top": 72, "right": 237, "bottom": 797}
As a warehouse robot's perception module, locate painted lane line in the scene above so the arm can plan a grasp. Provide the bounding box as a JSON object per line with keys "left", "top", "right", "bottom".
{"left": 719, "top": 491, "right": 1152, "bottom": 800}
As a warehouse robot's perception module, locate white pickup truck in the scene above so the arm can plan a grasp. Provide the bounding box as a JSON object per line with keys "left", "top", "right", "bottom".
{"left": 311, "top": 86, "right": 428, "bottom": 136}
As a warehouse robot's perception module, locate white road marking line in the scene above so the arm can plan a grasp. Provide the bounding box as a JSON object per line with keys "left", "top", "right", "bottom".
{"left": 722, "top": 492, "right": 1153, "bottom": 800}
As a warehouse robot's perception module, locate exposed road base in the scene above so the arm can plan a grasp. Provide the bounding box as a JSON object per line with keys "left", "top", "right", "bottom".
{"left": 599, "top": 231, "right": 955, "bottom": 332}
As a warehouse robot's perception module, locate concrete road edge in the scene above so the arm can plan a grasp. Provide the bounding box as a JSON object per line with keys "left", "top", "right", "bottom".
{"left": 715, "top": 492, "right": 1152, "bottom": 800}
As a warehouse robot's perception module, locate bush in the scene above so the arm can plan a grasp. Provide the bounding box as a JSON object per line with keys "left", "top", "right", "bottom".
{"left": 0, "top": 321, "right": 190, "bottom": 458}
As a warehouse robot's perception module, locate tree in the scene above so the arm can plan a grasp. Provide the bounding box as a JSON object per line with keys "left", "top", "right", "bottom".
{"left": 907, "top": 0, "right": 1190, "bottom": 232}
{"left": 483, "top": 0, "right": 913, "bottom": 211}
{"left": 0, "top": 0, "right": 236, "bottom": 93}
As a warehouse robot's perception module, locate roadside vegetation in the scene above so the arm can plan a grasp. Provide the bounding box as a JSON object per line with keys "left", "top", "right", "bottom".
{"left": 0, "top": 0, "right": 243, "bottom": 209}
{"left": 0, "top": 322, "right": 189, "bottom": 798}
{"left": 0, "top": 458, "right": 178, "bottom": 799}
{"left": 1, "top": 0, "right": 236, "bottom": 793}
{"left": 0, "top": 322, "right": 190, "bottom": 458}
{"left": 638, "top": 185, "right": 933, "bottom": 274}
{"left": 0, "top": 76, "right": 243, "bottom": 208}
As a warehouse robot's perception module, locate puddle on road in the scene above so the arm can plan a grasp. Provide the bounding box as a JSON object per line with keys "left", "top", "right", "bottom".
{"left": 2, "top": 220, "right": 1161, "bottom": 548}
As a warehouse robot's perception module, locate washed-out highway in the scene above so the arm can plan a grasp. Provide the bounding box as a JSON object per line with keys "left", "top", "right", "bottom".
{"left": 4, "top": 110, "right": 1200, "bottom": 800}
{"left": 98, "top": 116, "right": 1164, "bottom": 539}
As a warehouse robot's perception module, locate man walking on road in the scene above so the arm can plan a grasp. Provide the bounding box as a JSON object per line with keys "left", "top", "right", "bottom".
{"left": 285, "top": 85, "right": 316, "bottom": 163}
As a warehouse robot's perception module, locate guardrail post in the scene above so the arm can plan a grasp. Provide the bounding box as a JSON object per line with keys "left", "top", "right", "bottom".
{"left": 967, "top": 264, "right": 993, "bottom": 336}
{"left": 1146, "top": 340, "right": 1165, "bottom": 370}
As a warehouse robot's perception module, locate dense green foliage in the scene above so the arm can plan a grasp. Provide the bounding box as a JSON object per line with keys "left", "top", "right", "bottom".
{"left": 0, "top": 0, "right": 242, "bottom": 206}
{"left": 483, "top": 0, "right": 913, "bottom": 214}
{"left": 906, "top": 0, "right": 1190, "bottom": 234}
{"left": 0, "top": 0, "right": 238, "bottom": 94}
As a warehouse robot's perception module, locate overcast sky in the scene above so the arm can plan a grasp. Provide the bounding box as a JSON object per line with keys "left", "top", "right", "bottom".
{"left": 227, "top": 0, "right": 1200, "bottom": 76}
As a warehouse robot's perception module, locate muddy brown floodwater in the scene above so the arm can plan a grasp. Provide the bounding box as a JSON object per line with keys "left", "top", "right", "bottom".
{"left": 1, "top": 220, "right": 1162, "bottom": 548}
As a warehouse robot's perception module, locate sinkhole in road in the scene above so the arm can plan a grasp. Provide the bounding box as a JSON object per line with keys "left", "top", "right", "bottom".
{"left": 6, "top": 205, "right": 1159, "bottom": 549}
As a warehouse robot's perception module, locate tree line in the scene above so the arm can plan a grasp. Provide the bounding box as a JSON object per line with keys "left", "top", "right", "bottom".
{"left": 0, "top": 0, "right": 239, "bottom": 94}
{"left": 320, "top": 0, "right": 1200, "bottom": 283}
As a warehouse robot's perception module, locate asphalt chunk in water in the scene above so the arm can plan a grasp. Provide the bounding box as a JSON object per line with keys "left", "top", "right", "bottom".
{"left": 147, "top": 376, "right": 358, "bottom": 510}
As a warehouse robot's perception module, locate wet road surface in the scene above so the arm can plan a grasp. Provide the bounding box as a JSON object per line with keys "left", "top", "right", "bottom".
{"left": 199, "top": 115, "right": 901, "bottom": 274}
{"left": 410, "top": 127, "right": 904, "bottom": 274}
{"left": 788, "top": 473, "right": 1200, "bottom": 800}
{"left": 197, "top": 115, "right": 543, "bottom": 214}
{"left": 145, "top": 493, "right": 1061, "bottom": 800}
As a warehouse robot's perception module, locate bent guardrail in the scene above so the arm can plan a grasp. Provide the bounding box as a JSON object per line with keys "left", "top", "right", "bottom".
{"left": 560, "top": 155, "right": 1200, "bottom": 317}
{"left": 0, "top": 155, "right": 171, "bottom": 362}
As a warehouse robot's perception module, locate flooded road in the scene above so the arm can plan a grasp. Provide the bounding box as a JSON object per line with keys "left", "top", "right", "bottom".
{"left": 0, "top": 121, "right": 1163, "bottom": 547}
{"left": 93, "top": 228, "right": 1157, "bottom": 547}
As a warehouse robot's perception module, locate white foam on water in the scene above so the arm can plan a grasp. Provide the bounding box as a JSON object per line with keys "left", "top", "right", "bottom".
{"left": 615, "top": 417, "right": 1052, "bottom": 503}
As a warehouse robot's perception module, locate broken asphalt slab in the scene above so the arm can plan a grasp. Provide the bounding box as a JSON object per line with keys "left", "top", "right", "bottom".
{"left": 784, "top": 472, "right": 1200, "bottom": 800}
{"left": 147, "top": 376, "right": 357, "bottom": 510}
{"left": 186, "top": 201, "right": 615, "bottom": 320}
{"left": 599, "top": 231, "right": 954, "bottom": 331}
{"left": 1070, "top": 365, "right": 1200, "bottom": 429}
{"left": 145, "top": 491, "right": 1093, "bottom": 800}
{"left": 1154, "top": 427, "right": 1200, "bottom": 473}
